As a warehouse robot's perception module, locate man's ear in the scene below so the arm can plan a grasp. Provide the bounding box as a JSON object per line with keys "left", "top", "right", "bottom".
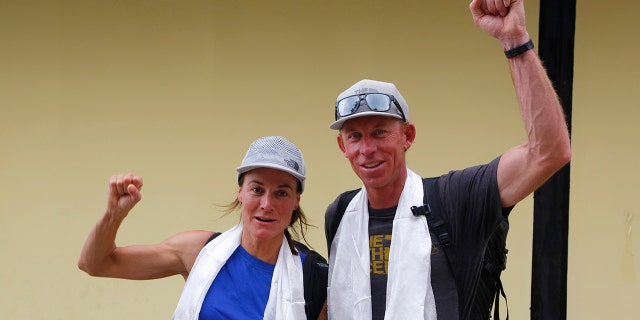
{"left": 404, "top": 123, "right": 416, "bottom": 151}
{"left": 337, "top": 134, "right": 346, "bottom": 154}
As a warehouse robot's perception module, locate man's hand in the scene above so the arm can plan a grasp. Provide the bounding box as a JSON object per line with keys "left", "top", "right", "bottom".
{"left": 106, "top": 173, "right": 143, "bottom": 220}
{"left": 469, "top": 0, "right": 529, "bottom": 49}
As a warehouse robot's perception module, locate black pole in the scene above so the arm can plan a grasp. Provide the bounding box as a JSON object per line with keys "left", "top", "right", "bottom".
{"left": 531, "top": 0, "right": 575, "bottom": 319}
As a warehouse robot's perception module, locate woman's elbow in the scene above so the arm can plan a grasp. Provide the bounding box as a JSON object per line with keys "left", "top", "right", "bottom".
{"left": 77, "top": 258, "right": 107, "bottom": 277}
{"left": 78, "top": 259, "right": 96, "bottom": 276}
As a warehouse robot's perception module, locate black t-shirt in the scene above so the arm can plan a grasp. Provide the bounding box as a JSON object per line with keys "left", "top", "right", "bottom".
{"left": 368, "top": 205, "right": 394, "bottom": 320}
{"left": 367, "top": 204, "right": 459, "bottom": 320}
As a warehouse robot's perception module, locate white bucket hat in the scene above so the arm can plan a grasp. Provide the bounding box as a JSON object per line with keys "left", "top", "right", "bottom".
{"left": 236, "top": 136, "right": 306, "bottom": 192}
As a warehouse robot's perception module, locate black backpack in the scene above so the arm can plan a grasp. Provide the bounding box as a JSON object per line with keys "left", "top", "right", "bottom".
{"left": 205, "top": 233, "right": 328, "bottom": 320}
{"left": 325, "top": 177, "right": 509, "bottom": 320}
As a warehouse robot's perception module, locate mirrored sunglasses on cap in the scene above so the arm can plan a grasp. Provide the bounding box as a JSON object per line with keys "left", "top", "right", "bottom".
{"left": 335, "top": 93, "right": 407, "bottom": 122}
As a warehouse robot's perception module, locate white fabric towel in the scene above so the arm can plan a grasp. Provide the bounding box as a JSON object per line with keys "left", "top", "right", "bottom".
{"left": 172, "top": 222, "right": 306, "bottom": 320}
{"left": 328, "top": 168, "right": 437, "bottom": 319}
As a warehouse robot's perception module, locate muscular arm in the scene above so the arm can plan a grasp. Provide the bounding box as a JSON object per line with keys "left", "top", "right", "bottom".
{"left": 470, "top": 0, "right": 572, "bottom": 207}
{"left": 77, "top": 173, "right": 214, "bottom": 280}
{"left": 79, "top": 222, "right": 212, "bottom": 280}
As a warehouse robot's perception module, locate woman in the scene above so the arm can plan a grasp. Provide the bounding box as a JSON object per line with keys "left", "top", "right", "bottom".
{"left": 78, "top": 136, "right": 327, "bottom": 320}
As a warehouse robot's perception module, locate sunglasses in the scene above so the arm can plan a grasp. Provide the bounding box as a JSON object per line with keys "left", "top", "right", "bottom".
{"left": 335, "top": 93, "right": 406, "bottom": 122}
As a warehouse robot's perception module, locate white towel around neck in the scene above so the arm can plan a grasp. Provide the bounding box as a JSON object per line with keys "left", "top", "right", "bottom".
{"left": 328, "top": 168, "right": 437, "bottom": 319}
{"left": 172, "top": 222, "right": 306, "bottom": 320}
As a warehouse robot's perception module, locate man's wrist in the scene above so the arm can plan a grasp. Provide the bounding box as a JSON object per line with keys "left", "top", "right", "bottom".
{"left": 504, "top": 39, "right": 534, "bottom": 59}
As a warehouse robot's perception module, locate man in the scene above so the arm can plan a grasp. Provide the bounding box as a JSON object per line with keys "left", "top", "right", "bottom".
{"left": 324, "top": 0, "right": 572, "bottom": 319}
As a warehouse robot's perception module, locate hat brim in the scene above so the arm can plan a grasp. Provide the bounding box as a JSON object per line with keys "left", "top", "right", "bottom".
{"left": 329, "top": 111, "right": 404, "bottom": 130}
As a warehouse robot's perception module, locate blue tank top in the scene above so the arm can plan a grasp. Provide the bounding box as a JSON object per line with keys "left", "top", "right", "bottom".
{"left": 198, "top": 245, "right": 306, "bottom": 320}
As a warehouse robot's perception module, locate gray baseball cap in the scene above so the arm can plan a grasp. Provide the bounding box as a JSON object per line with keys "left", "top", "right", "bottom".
{"left": 236, "top": 136, "right": 306, "bottom": 192}
{"left": 330, "top": 79, "right": 410, "bottom": 130}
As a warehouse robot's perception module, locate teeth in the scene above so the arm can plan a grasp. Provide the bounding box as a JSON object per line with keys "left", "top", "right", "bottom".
{"left": 364, "top": 162, "right": 381, "bottom": 168}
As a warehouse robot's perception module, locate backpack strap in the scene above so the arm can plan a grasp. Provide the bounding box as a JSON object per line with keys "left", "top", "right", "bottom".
{"left": 325, "top": 188, "right": 360, "bottom": 254}
{"left": 203, "top": 232, "right": 327, "bottom": 320}
{"left": 411, "top": 177, "right": 453, "bottom": 249}
{"left": 205, "top": 232, "right": 222, "bottom": 244}
{"left": 417, "top": 177, "right": 509, "bottom": 320}
{"left": 485, "top": 218, "right": 510, "bottom": 320}
{"left": 493, "top": 277, "right": 509, "bottom": 320}
{"left": 294, "top": 241, "right": 329, "bottom": 320}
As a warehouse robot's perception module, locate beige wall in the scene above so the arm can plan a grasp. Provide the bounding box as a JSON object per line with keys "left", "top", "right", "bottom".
{"left": 1, "top": 0, "right": 638, "bottom": 319}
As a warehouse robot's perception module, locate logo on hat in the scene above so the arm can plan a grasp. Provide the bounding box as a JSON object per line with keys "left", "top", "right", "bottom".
{"left": 354, "top": 87, "right": 378, "bottom": 95}
{"left": 284, "top": 159, "right": 300, "bottom": 173}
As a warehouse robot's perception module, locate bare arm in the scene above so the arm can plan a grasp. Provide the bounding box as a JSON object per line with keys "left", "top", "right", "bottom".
{"left": 77, "top": 173, "right": 213, "bottom": 280}
{"left": 470, "top": 0, "right": 572, "bottom": 207}
{"left": 317, "top": 300, "right": 328, "bottom": 320}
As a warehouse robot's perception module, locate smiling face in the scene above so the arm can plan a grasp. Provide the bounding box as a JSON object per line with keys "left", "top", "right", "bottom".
{"left": 338, "top": 115, "right": 416, "bottom": 195}
{"left": 237, "top": 167, "right": 300, "bottom": 246}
